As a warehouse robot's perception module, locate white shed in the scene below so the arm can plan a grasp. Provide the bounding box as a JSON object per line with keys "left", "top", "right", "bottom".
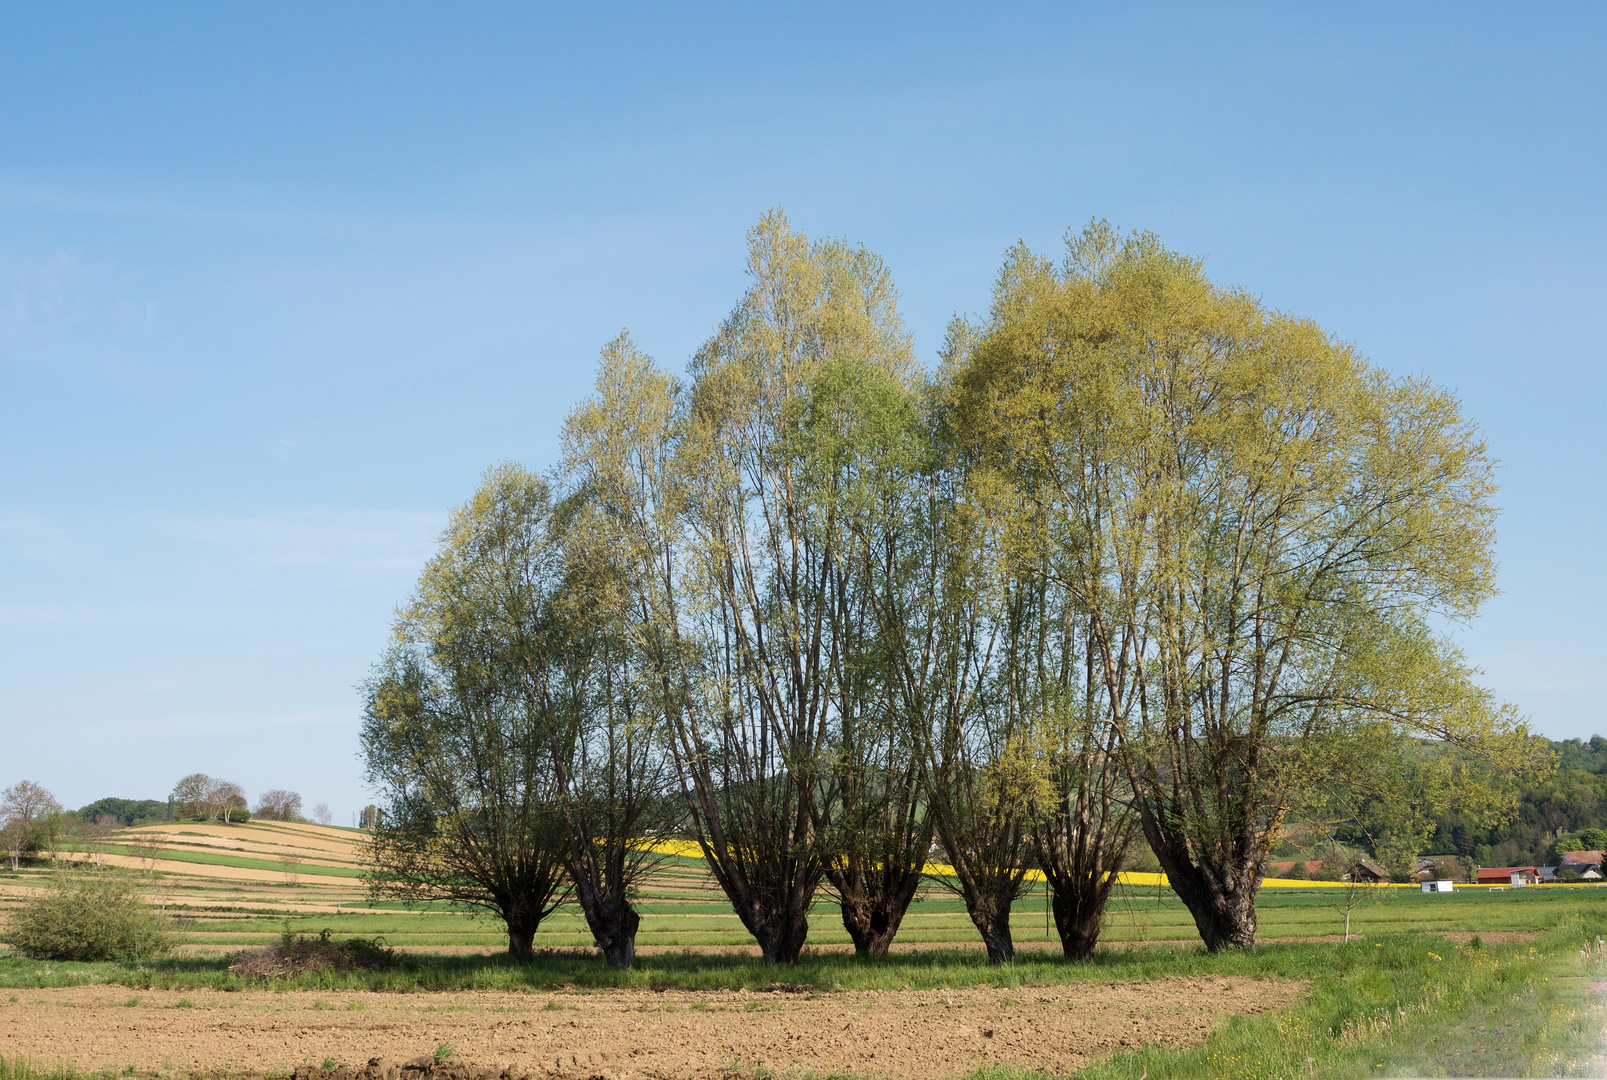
{"left": 1421, "top": 879, "right": 1455, "bottom": 893}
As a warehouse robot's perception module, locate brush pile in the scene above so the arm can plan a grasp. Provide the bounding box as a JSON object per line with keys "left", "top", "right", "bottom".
{"left": 229, "top": 927, "right": 395, "bottom": 977}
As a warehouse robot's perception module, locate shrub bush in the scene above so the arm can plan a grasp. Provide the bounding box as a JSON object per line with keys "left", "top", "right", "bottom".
{"left": 7, "top": 870, "right": 173, "bottom": 961}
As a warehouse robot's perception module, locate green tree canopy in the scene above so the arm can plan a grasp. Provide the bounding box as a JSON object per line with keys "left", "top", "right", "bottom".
{"left": 360, "top": 466, "right": 571, "bottom": 962}
{"left": 954, "top": 220, "right": 1542, "bottom": 950}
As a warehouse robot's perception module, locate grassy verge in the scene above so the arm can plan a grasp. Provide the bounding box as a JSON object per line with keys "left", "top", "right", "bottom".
{"left": 0, "top": 943, "right": 1319, "bottom": 992}
{"left": 0, "top": 1062, "right": 88, "bottom": 1080}
{"left": 1058, "top": 937, "right": 1607, "bottom": 1079}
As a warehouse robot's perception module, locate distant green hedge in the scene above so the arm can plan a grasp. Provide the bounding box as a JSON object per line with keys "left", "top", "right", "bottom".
{"left": 75, "top": 797, "right": 172, "bottom": 827}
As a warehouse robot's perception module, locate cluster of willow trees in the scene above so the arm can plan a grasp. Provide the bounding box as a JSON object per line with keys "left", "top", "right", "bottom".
{"left": 361, "top": 214, "right": 1539, "bottom": 969}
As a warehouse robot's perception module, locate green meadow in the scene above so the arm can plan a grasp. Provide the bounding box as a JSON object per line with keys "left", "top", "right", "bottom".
{"left": 90, "top": 873, "right": 1607, "bottom": 953}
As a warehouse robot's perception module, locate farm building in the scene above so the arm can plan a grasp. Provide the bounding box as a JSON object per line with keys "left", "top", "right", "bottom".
{"left": 1559, "top": 850, "right": 1604, "bottom": 875}
{"left": 1262, "top": 859, "right": 1391, "bottom": 882}
{"left": 1476, "top": 866, "right": 1539, "bottom": 886}
{"left": 1421, "top": 880, "right": 1455, "bottom": 893}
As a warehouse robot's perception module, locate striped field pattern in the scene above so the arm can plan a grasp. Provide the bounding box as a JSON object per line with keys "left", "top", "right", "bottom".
{"left": 0, "top": 820, "right": 1577, "bottom": 956}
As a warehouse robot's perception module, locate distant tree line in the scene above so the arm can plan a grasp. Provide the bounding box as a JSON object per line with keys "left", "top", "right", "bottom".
{"left": 168, "top": 774, "right": 333, "bottom": 825}
{"left": 74, "top": 797, "right": 167, "bottom": 827}
{"left": 360, "top": 213, "right": 1548, "bottom": 969}
{"left": 0, "top": 775, "right": 346, "bottom": 870}
{"left": 1406, "top": 737, "right": 1607, "bottom": 868}
{"left": 1, "top": 781, "right": 161, "bottom": 870}
{"left": 1312, "top": 735, "right": 1607, "bottom": 872}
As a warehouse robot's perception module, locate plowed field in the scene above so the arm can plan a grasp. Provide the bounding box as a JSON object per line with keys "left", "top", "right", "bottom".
{"left": 0, "top": 978, "right": 1304, "bottom": 1079}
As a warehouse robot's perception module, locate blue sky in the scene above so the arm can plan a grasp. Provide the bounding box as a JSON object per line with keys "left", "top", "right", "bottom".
{"left": 2, "top": 3, "right": 1602, "bottom": 821}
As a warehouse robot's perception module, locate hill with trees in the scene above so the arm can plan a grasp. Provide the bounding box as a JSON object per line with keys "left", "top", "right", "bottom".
{"left": 1426, "top": 736, "right": 1607, "bottom": 867}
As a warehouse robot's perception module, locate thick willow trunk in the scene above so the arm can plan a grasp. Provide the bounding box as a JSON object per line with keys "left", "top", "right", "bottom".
{"left": 1048, "top": 881, "right": 1108, "bottom": 960}
{"left": 598, "top": 905, "right": 640, "bottom": 971}
{"left": 1159, "top": 857, "right": 1260, "bottom": 951}
{"left": 679, "top": 772, "right": 825, "bottom": 968}
{"left": 930, "top": 795, "right": 1029, "bottom": 967}
{"left": 505, "top": 914, "right": 541, "bottom": 963}
{"left": 1034, "top": 758, "right": 1131, "bottom": 962}
{"left": 966, "top": 895, "right": 1016, "bottom": 966}
{"left": 580, "top": 893, "right": 641, "bottom": 971}
{"left": 832, "top": 870, "right": 922, "bottom": 958}
{"left": 1134, "top": 791, "right": 1264, "bottom": 953}
{"left": 565, "top": 832, "right": 645, "bottom": 971}
{"left": 738, "top": 900, "right": 811, "bottom": 966}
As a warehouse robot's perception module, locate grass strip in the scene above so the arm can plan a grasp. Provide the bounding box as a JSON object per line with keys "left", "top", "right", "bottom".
{"left": 0, "top": 1061, "right": 96, "bottom": 1080}
{"left": 69, "top": 846, "right": 363, "bottom": 878}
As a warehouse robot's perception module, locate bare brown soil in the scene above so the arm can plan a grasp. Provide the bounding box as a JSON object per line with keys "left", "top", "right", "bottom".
{"left": 138, "top": 822, "right": 359, "bottom": 858}
{"left": 1425, "top": 930, "right": 1542, "bottom": 945}
{"left": 0, "top": 979, "right": 1303, "bottom": 1080}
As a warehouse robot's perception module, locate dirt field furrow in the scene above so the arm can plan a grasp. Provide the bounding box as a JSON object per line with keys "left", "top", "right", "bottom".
{"left": 0, "top": 978, "right": 1304, "bottom": 1080}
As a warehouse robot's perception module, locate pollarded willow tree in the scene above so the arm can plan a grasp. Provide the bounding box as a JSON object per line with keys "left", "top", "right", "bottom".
{"left": 922, "top": 316, "right": 1139, "bottom": 964}
{"left": 362, "top": 464, "right": 670, "bottom": 967}
{"left": 785, "top": 349, "right": 938, "bottom": 958}
{"left": 958, "top": 220, "right": 1536, "bottom": 950}
{"left": 562, "top": 213, "right": 934, "bottom": 964}
{"left": 361, "top": 469, "right": 572, "bottom": 962}
{"left": 542, "top": 482, "right": 676, "bottom": 970}
{"left": 874, "top": 340, "right": 1037, "bottom": 968}
{"left": 992, "top": 557, "right": 1138, "bottom": 961}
